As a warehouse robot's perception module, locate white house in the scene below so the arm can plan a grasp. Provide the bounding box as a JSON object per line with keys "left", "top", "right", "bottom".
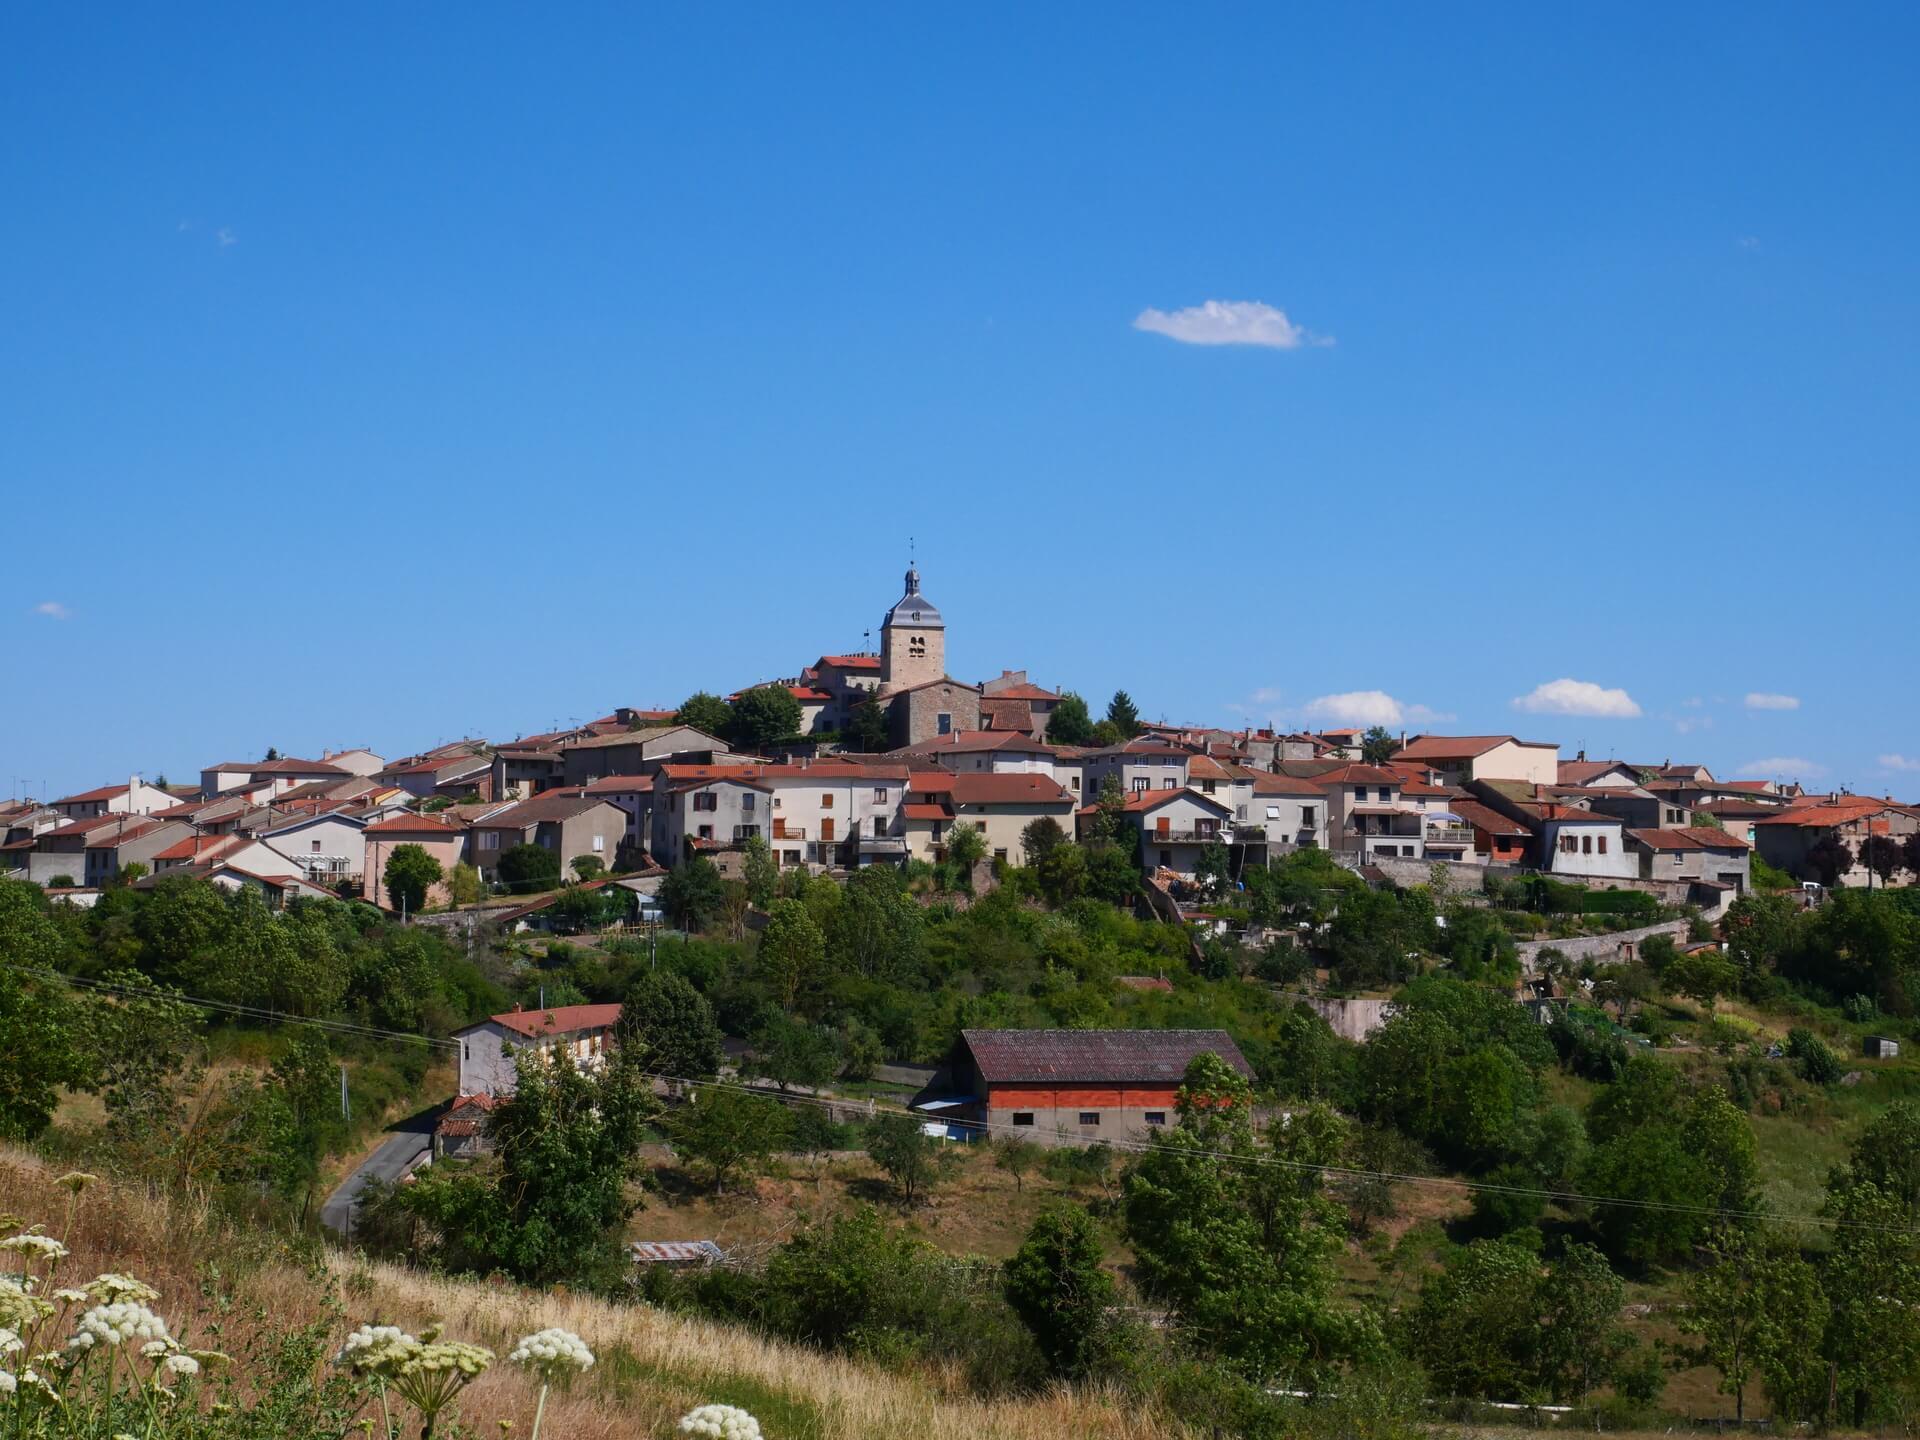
{"left": 1394, "top": 735, "right": 1560, "bottom": 787}
{"left": 51, "top": 778, "right": 180, "bottom": 820}
{"left": 454, "top": 1003, "right": 622, "bottom": 1097}
{"left": 1535, "top": 808, "right": 1634, "bottom": 878}
{"left": 259, "top": 810, "right": 370, "bottom": 886}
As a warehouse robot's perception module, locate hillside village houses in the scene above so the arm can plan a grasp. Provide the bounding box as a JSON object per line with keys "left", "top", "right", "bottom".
{"left": 8, "top": 565, "right": 1917, "bottom": 915}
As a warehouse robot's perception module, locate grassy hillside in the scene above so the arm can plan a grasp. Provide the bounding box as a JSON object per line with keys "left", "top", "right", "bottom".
{"left": 0, "top": 1147, "right": 1171, "bottom": 1440}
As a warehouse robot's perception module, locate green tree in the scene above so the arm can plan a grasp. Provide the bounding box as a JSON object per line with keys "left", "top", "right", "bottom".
{"left": 994, "top": 1135, "right": 1040, "bottom": 1193}
{"left": 0, "top": 883, "right": 93, "bottom": 1139}
{"left": 865, "top": 1109, "right": 947, "bottom": 1205}
{"left": 668, "top": 1084, "right": 793, "bottom": 1192}
{"left": 1407, "top": 1238, "right": 1547, "bottom": 1401}
{"left": 1360, "top": 726, "right": 1397, "bottom": 766}
{"left": 946, "top": 821, "right": 986, "bottom": 872}
{"left": 1104, "top": 691, "right": 1142, "bottom": 739}
{"left": 1020, "top": 815, "right": 1067, "bottom": 864}
{"left": 1667, "top": 948, "right": 1739, "bottom": 1009}
{"left": 674, "top": 691, "right": 733, "bottom": 736}
{"left": 729, "top": 684, "right": 803, "bottom": 747}
{"left": 741, "top": 834, "right": 778, "bottom": 907}
{"left": 497, "top": 842, "right": 562, "bottom": 893}
{"left": 265, "top": 1032, "right": 347, "bottom": 1222}
{"left": 393, "top": 1045, "right": 656, "bottom": 1285}
{"left": 570, "top": 853, "right": 605, "bottom": 881}
{"left": 848, "top": 696, "right": 892, "bottom": 752}
{"left": 758, "top": 898, "right": 827, "bottom": 1012}
{"left": 1035, "top": 842, "right": 1088, "bottom": 906}
{"left": 658, "top": 854, "right": 725, "bottom": 931}
{"left": 1004, "top": 1203, "right": 1119, "bottom": 1377}
{"left": 1822, "top": 1179, "right": 1920, "bottom": 1426}
{"left": 446, "top": 861, "right": 483, "bottom": 907}
{"left": 746, "top": 1012, "right": 839, "bottom": 1092}
{"left": 1680, "top": 1226, "right": 1828, "bottom": 1423}
{"left": 616, "top": 970, "right": 724, "bottom": 1080}
{"left": 383, "top": 843, "right": 443, "bottom": 913}
{"left": 1045, "top": 691, "right": 1097, "bottom": 746}
{"left": 825, "top": 864, "right": 923, "bottom": 982}
{"left": 1123, "top": 1053, "right": 1375, "bottom": 1384}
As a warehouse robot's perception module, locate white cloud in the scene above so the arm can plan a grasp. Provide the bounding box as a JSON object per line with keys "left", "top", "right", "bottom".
{"left": 31, "top": 601, "right": 70, "bottom": 620}
{"left": 1744, "top": 756, "right": 1827, "bottom": 780}
{"left": 1681, "top": 696, "right": 1705, "bottom": 709}
{"left": 1301, "top": 690, "right": 1451, "bottom": 728}
{"left": 1512, "top": 678, "right": 1642, "bottom": 718}
{"left": 216, "top": 227, "right": 237, "bottom": 248}
{"left": 1744, "top": 692, "right": 1800, "bottom": 711}
{"left": 1737, "top": 235, "right": 1762, "bottom": 251}
{"left": 1675, "top": 716, "right": 1713, "bottom": 735}
{"left": 1133, "top": 299, "right": 1330, "bottom": 350}
{"left": 1879, "top": 754, "right": 1920, "bottom": 773}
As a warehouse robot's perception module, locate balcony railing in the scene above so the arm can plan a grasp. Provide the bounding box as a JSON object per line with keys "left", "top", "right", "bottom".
{"left": 1148, "top": 827, "right": 1225, "bottom": 844}
{"left": 771, "top": 823, "right": 808, "bottom": 840}
{"left": 1423, "top": 825, "right": 1476, "bottom": 847}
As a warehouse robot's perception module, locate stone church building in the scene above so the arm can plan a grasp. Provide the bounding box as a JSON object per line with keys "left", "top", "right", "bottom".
{"left": 804, "top": 568, "right": 982, "bottom": 748}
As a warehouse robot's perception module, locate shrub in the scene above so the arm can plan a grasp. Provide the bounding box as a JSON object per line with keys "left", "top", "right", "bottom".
{"left": 1786, "top": 1027, "right": 1843, "bottom": 1085}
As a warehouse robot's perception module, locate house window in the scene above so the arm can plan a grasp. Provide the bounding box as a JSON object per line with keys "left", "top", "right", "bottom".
{"left": 821, "top": 794, "right": 834, "bottom": 809}
{"left": 482, "top": 831, "right": 498, "bottom": 849}
{"left": 1078, "top": 1112, "right": 1101, "bottom": 1126}
{"left": 1012, "top": 1112, "right": 1035, "bottom": 1126}
{"left": 592, "top": 834, "right": 605, "bottom": 852}
{"left": 1159, "top": 849, "right": 1172, "bottom": 867}
{"left": 1266, "top": 805, "right": 1281, "bottom": 820}
{"left": 1562, "top": 835, "right": 1576, "bottom": 853}
{"left": 1352, "top": 786, "right": 1365, "bottom": 799}
{"left": 311, "top": 839, "right": 322, "bottom": 852}
{"left": 697, "top": 825, "right": 713, "bottom": 840}
{"left": 1133, "top": 777, "right": 1148, "bottom": 793}
{"left": 1144, "top": 1111, "right": 1167, "bottom": 1126}
{"left": 694, "top": 792, "right": 718, "bottom": 812}
{"left": 1202, "top": 779, "right": 1216, "bottom": 793}
{"left": 1162, "top": 777, "right": 1175, "bottom": 789}
{"left": 1069, "top": 776, "right": 1079, "bottom": 790}
{"left": 994, "top": 848, "right": 1008, "bottom": 862}
{"left": 1598, "top": 836, "right": 1608, "bottom": 854}
{"left": 1582, "top": 835, "right": 1593, "bottom": 854}
{"left": 1302, "top": 805, "right": 1316, "bottom": 826}
{"left": 909, "top": 635, "right": 926, "bottom": 658}
{"left": 1377, "top": 787, "right": 1391, "bottom": 802}
{"left": 937, "top": 712, "right": 952, "bottom": 735}
{"left": 873, "top": 788, "right": 888, "bottom": 803}
{"left": 742, "top": 792, "right": 756, "bottom": 812}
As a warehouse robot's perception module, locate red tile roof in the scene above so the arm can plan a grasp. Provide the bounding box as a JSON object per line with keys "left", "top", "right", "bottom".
{"left": 818, "top": 654, "right": 882, "bottom": 670}
{"left": 983, "top": 681, "right": 1060, "bottom": 701}
{"left": 363, "top": 813, "right": 463, "bottom": 835}
{"left": 949, "top": 773, "right": 1073, "bottom": 806}
{"left": 53, "top": 784, "right": 131, "bottom": 805}
{"left": 1394, "top": 734, "right": 1535, "bottom": 761}
{"left": 154, "top": 834, "right": 242, "bottom": 863}
{"left": 1627, "top": 827, "right": 1752, "bottom": 852}
{"left": 1312, "top": 763, "right": 1404, "bottom": 787}
{"left": 1252, "top": 774, "right": 1327, "bottom": 797}
{"left": 481, "top": 1003, "right": 623, "bottom": 1039}
{"left": 758, "top": 762, "right": 911, "bottom": 781}
{"left": 902, "top": 802, "right": 950, "bottom": 820}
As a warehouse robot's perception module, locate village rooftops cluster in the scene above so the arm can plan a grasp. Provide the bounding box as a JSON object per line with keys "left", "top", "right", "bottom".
{"left": 10, "top": 568, "right": 1913, "bottom": 908}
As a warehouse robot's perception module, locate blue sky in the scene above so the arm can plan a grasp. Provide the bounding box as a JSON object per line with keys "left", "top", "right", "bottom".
{"left": 4, "top": 4, "right": 1918, "bottom": 799}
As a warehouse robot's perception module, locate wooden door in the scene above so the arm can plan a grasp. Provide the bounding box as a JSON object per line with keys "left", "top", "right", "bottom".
{"left": 820, "top": 817, "right": 835, "bottom": 842}
{"left": 1155, "top": 816, "right": 1170, "bottom": 838}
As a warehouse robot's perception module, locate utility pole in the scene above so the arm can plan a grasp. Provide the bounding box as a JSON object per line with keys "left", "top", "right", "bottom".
{"left": 340, "top": 1064, "right": 350, "bottom": 1122}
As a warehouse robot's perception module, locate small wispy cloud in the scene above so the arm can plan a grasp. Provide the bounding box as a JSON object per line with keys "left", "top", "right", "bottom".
{"left": 1301, "top": 690, "right": 1451, "bottom": 728}
{"left": 216, "top": 227, "right": 237, "bottom": 248}
{"left": 1512, "top": 678, "right": 1642, "bottom": 718}
{"left": 1744, "top": 692, "right": 1800, "bottom": 711}
{"left": 1879, "top": 754, "right": 1920, "bottom": 773}
{"left": 1675, "top": 715, "right": 1714, "bottom": 735}
{"left": 1133, "top": 299, "right": 1331, "bottom": 350}
{"left": 32, "top": 601, "right": 70, "bottom": 620}
{"left": 1737, "top": 236, "right": 1762, "bottom": 252}
{"left": 1681, "top": 696, "right": 1705, "bottom": 709}
{"left": 1745, "top": 756, "right": 1826, "bottom": 780}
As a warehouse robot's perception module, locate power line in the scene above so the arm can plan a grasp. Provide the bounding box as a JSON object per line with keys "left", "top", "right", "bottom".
{"left": 13, "top": 962, "right": 1915, "bottom": 1236}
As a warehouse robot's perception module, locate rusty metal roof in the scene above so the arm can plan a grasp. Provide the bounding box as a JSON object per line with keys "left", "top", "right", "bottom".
{"left": 960, "top": 1028, "right": 1252, "bottom": 1084}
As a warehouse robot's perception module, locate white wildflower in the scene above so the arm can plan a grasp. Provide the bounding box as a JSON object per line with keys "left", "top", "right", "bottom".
{"left": 335, "top": 1323, "right": 419, "bottom": 1375}
{"left": 161, "top": 1353, "right": 200, "bottom": 1378}
{"left": 507, "top": 1327, "right": 594, "bottom": 1375}
{"left": 69, "top": 1301, "right": 169, "bottom": 1351}
{"left": 677, "top": 1403, "right": 763, "bottom": 1440}
{"left": 0, "top": 1371, "right": 14, "bottom": 1394}
{"left": 52, "top": 1289, "right": 87, "bottom": 1305}
{"left": 0, "top": 1279, "right": 53, "bottom": 1330}
{"left": 140, "top": 1338, "right": 178, "bottom": 1358}
{"left": 84, "top": 1274, "right": 159, "bottom": 1305}
{"left": 0, "top": 1234, "right": 68, "bottom": 1262}
{"left": 0, "top": 1328, "right": 19, "bottom": 1356}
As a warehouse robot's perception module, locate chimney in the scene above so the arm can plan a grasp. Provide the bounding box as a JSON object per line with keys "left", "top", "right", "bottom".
{"left": 1576, "top": 748, "right": 1586, "bottom": 762}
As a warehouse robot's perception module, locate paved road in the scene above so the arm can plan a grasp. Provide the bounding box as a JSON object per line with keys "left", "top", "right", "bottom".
{"left": 320, "top": 1129, "right": 431, "bottom": 1240}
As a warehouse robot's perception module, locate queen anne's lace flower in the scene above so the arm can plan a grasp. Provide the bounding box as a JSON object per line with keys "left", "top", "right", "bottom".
{"left": 0, "top": 1233, "right": 68, "bottom": 1262}
{"left": 52, "top": 1289, "right": 87, "bottom": 1305}
{"left": 508, "top": 1327, "right": 594, "bottom": 1375}
{"left": 140, "top": 1339, "right": 178, "bottom": 1358}
{"left": 69, "top": 1302, "right": 169, "bottom": 1351}
{"left": 335, "top": 1323, "right": 420, "bottom": 1376}
{"left": 161, "top": 1353, "right": 200, "bottom": 1378}
{"left": 398, "top": 1341, "right": 493, "bottom": 1380}
{"left": 0, "top": 1371, "right": 15, "bottom": 1395}
{"left": 0, "top": 1328, "right": 20, "bottom": 1356}
{"left": 677, "top": 1403, "right": 763, "bottom": 1440}
{"left": 55, "top": 1173, "right": 98, "bottom": 1195}
{"left": 84, "top": 1275, "right": 159, "bottom": 1305}
{"left": 0, "top": 1280, "right": 54, "bottom": 1330}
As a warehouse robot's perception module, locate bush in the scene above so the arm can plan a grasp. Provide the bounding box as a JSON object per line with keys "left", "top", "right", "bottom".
{"left": 1786, "top": 1027, "right": 1843, "bottom": 1085}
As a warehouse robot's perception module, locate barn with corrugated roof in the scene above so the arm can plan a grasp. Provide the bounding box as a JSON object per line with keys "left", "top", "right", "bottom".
{"left": 929, "top": 1027, "right": 1252, "bottom": 1146}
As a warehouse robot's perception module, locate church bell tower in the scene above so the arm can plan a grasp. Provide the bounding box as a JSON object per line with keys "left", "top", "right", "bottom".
{"left": 879, "top": 566, "right": 945, "bottom": 694}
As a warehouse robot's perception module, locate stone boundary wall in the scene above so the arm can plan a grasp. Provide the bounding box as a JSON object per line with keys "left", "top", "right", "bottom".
{"left": 1514, "top": 919, "right": 1690, "bottom": 974}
